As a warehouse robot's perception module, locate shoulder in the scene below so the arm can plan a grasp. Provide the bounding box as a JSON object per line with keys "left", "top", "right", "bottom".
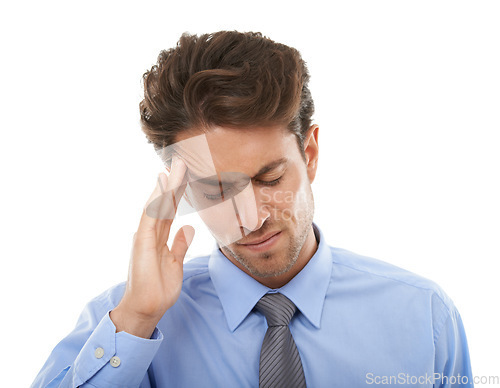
{"left": 182, "top": 254, "right": 211, "bottom": 281}
{"left": 329, "top": 246, "right": 455, "bottom": 314}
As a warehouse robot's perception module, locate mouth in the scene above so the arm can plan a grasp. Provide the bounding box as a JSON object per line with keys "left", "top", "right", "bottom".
{"left": 237, "top": 231, "right": 282, "bottom": 252}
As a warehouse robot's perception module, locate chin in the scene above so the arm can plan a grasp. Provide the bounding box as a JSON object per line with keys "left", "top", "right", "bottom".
{"left": 251, "top": 261, "right": 297, "bottom": 279}
{"left": 224, "top": 242, "right": 299, "bottom": 278}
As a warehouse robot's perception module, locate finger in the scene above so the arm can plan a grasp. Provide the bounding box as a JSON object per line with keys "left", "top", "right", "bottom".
{"left": 140, "top": 170, "right": 180, "bottom": 242}
{"left": 156, "top": 186, "right": 188, "bottom": 245}
{"left": 170, "top": 225, "right": 195, "bottom": 263}
{"left": 173, "top": 134, "right": 217, "bottom": 180}
{"left": 139, "top": 174, "right": 168, "bottom": 234}
{"left": 166, "top": 155, "right": 188, "bottom": 194}
{"left": 156, "top": 158, "right": 188, "bottom": 243}
{"left": 155, "top": 171, "right": 175, "bottom": 242}
{"left": 145, "top": 173, "right": 177, "bottom": 221}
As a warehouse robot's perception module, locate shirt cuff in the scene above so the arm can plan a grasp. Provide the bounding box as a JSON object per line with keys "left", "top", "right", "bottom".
{"left": 74, "top": 310, "right": 163, "bottom": 387}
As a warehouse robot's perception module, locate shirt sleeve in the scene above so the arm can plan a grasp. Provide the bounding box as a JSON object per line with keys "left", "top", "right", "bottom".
{"left": 31, "top": 292, "right": 163, "bottom": 388}
{"left": 433, "top": 302, "right": 474, "bottom": 388}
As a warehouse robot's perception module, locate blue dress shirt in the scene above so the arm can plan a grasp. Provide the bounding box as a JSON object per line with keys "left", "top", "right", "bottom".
{"left": 32, "top": 224, "right": 473, "bottom": 387}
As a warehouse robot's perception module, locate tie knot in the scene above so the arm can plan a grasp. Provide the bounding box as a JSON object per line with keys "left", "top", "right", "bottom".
{"left": 255, "top": 293, "right": 297, "bottom": 327}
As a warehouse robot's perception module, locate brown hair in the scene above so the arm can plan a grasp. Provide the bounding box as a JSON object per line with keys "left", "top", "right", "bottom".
{"left": 139, "top": 31, "right": 314, "bottom": 157}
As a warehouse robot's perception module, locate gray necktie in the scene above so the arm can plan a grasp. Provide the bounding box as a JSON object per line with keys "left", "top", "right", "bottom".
{"left": 255, "top": 293, "right": 307, "bottom": 388}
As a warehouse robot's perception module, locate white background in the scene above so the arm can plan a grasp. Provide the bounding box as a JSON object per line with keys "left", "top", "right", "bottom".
{"left": 1, "top": 0, "right": 499, "bottom": 386}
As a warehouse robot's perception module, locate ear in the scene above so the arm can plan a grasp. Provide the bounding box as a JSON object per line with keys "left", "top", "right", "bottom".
{"left": 303, "top": 124, "right": 319, "bottom": 183}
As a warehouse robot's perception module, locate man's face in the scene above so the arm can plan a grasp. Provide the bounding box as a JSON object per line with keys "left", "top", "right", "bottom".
{"left": 175, "top": 124, "right": 319, "bottom": 285}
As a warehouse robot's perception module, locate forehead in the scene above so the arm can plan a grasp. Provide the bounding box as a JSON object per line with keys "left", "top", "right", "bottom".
{"left": 174, "top": 125, "right": 298, "bottom": 177}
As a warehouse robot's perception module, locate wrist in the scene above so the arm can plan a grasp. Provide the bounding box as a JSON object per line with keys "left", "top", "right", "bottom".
{"left": 110, "top": 305, "right": 160, "bottom": 339}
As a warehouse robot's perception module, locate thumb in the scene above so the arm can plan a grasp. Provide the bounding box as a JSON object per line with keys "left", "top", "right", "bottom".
{"left": 170, "top": 225, "right": 195, "bottom": 263}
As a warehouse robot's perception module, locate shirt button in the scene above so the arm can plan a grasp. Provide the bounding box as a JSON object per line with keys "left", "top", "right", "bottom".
{"left": 110, "top": 356, "right": 121, "bottom": 368}
{"left": 94, "top": 347, "right": 104, "bottom": 359}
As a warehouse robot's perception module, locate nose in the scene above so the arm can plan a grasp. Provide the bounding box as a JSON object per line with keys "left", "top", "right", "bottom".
{"left": 233, "top": 181, "right": 270, "bottom": 235}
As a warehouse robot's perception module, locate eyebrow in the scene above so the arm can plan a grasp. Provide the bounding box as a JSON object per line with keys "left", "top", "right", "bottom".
{"left": 188, "top": 157, "right": 288, "bottom": 186}
{"left": 254, "top": 157, "right": 288, "bottom": 177}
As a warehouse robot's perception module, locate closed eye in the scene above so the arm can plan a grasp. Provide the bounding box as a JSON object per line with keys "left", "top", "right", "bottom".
{"left": 255, "top": 177, "right": 282, "bottom": 186}
{"left": 203, "top": 176, "right": 283, "bottom": 200}
{"left": 204, "top": 191, "right": 224, "bottom": 200}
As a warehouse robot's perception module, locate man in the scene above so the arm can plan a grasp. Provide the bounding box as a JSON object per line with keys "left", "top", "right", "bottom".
{"left": 32, "top": 31, "right": 473, "bottom": 387}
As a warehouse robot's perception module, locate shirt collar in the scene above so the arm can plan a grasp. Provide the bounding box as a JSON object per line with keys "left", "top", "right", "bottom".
{"left": 208, "top": 223, "right": 333, "bottom": 332}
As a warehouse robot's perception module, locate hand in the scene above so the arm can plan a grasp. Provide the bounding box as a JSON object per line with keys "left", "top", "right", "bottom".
{"left": 110, "top": 157, "right": 195, "bottom": 338}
